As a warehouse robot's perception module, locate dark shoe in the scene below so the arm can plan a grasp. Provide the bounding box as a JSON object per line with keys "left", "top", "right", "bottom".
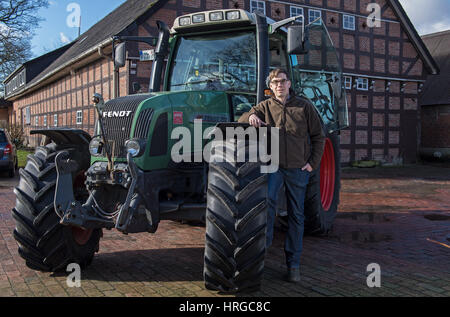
{"left": 285, "top": 268, "right": 301, "bottom": 283}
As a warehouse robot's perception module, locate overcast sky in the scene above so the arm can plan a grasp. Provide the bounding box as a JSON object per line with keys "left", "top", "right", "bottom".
{"left": 399, "top": 0, "right": 450, "bottom": 35}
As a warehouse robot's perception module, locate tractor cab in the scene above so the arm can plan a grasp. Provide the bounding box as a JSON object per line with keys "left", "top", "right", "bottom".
{"left": 113, "top": 9, "right": 348, "bottom": 133}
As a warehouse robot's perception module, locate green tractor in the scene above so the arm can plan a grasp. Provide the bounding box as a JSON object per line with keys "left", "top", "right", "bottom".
{"left": 12, "top": 9, "right": 348, "bottom": 293}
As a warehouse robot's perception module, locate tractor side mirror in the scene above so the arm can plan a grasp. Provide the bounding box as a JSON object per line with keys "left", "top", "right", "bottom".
{"left": 331, "top": 74, "right": 342, "bottom": 99}
{"left": 114, "top": 42, "right": 126, "bottom": 69}
{"left": 287, "top": 25, "right": 307, "bottom": 55}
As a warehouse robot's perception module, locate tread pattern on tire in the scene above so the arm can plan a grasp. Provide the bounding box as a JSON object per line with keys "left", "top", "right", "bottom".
{"left": 204, "top": 139, "right": 267, "bottom": 293}
{"left": 12, "top": 144, "right": 101, "bottom": 272}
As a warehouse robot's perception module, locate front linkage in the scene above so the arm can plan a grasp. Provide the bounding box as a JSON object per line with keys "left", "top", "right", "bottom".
{"left": 54, "top": 150, "right": 159, "bottom": 234}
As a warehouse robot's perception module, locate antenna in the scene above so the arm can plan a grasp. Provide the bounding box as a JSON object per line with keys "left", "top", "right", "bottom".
{"left": 78, "top": 15, "right": 82, "bottom": 37}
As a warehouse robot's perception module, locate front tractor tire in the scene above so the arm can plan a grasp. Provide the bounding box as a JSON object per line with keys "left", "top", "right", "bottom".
{"left": 204, "top": 139, "right": 267, "bottom": 293}
{"left": 12, "top": 144, "right": 101, "bottom": 272}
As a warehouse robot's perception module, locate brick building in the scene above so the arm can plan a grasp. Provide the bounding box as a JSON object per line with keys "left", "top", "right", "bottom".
{"left": 420, "top": 30, "right": 450, "bottom": 161}
{"left": 0, "top": 98, "right": 12, "bottom": 126}
{"left": 3, "top": 42, "right": 73, "bottom": 129}
{"left": 3, "top": 0, "right": 438, "bottom": 164}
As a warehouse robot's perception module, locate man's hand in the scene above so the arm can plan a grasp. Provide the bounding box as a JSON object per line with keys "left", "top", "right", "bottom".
{"left": 302, "top": 163, "right": 313, "bottom": 172}
{"left": 249, "top": 114, "right": 267, "bottom": 127}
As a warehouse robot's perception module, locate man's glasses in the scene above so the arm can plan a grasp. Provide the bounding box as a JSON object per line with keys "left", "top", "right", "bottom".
{"left": 270, "top": 79, "right": 288, "bottom": 86}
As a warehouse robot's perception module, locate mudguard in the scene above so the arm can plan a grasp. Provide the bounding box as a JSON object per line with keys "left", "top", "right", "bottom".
{"left": 30, "top": 128, "right": 91, "bottom": 147}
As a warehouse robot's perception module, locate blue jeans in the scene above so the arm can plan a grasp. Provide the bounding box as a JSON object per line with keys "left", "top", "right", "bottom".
{"left": 266, "top": 168, "right": 310, "bottom": 269}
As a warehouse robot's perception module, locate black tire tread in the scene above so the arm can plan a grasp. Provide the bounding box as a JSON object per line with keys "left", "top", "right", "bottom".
{"left": 12, "top": 144, "right": 101, "bottom": 272}
{"left": 204, "top": 140, "right": 267, "bottom": 293}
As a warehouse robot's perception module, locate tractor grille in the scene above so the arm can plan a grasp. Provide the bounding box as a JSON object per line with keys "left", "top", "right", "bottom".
{"left": 102, "top": 94, "right": 153, "bottom": 158}
{"left": 134, "top": 108, "right": 154, "bottom": 139}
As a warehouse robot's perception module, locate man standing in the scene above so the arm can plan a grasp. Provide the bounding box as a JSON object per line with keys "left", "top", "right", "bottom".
{"left": 238, "top": 68, "right": 325, "bottom": 283}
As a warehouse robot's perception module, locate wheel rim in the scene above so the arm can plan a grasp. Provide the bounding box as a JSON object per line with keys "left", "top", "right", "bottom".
{"left": 72, "top": 227, "right": 93, "bottom": 245}
{"left": 320, "top": 138, "right": 336, "bottom": 211}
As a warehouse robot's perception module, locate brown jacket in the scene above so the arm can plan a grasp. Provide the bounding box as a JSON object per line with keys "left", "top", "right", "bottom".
{"left": 238, "top": 95, "right": 325, "bottom": 170}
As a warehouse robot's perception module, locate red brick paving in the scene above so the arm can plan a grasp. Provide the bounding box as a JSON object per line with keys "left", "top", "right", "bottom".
{"left": 0, "top": 163, "right": 449, "bottom": 297}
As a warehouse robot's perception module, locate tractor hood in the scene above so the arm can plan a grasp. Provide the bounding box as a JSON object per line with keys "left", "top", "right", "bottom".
{"left": 99, "top": 91, "right": 230, "bottom": 169}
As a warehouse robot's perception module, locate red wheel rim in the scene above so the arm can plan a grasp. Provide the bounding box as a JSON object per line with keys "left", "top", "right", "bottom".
{"left": 320, "top": 138, "right": 335, "bottom": 211}
{"left": 72, "top": 227, "right": 93, "bottom": 245}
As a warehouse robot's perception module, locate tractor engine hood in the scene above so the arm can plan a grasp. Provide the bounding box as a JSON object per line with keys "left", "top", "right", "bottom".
{"left": 101, "top": 93, "right": 155, "bottom": 158}
{"left": 99, "top": 91, "right": 231, "bottom": 161}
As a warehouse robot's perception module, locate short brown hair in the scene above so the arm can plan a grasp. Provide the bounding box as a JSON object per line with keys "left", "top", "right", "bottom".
{"left": 266, "top": 68, "right": 290, "bottom": 87}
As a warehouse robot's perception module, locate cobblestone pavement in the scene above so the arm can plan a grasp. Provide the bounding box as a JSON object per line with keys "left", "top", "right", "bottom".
{"left": 0, "top": 163, "right": 449, "bottom": 297}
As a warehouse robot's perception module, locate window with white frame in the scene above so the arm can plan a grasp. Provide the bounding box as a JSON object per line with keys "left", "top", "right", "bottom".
{"left": 76, "top": 110, "right": 83, "bottom": 125}
{"left": 344, "top": 76, "right": 352, "bottom": 90}
{"left": 356, "top": 78, "right": 369, "bottom": 91}
{"left": 35, "top": 116, "right": 39, "bottom": 127}
{"left": 25, "top": 107, "right": 31, "bottom": 125}
{"left": 290, "top": 6, "right": 304, "bottom": 24}
{"left": 54, "top": 114, "right": 58, "bottom": 127}
{"left": 309, "top": 9, "right": 321, "bottom": 25}
{"left": 343, "top": 15, "right": 356, "bottom": 30}
{"left": 43, "top": 115, "right": 47, "bottom": 127}
{"left": 250, "top": 0, "right": 265, "bottom": 15}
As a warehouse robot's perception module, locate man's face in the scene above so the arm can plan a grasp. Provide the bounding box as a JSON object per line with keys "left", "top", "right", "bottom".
{"left": 269, "top": 73, "right": 291, "bottom": 101}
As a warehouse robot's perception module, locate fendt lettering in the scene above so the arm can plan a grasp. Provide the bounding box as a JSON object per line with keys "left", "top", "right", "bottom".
{"left": 103, "top": 110, "right": 133, "bottom": 118}
{"left": 12, "top": 9, "right": 348, "bottom": 293}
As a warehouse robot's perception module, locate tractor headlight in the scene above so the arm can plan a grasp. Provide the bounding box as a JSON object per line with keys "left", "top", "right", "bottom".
{"left": 125, "top": 139, "right": 145, "bottom": 158}
{"left": 179, "top": 16, "right": 191, "bottom": 26}
{"left": 226, "top": 10, "right": 240, "bottom": 20}
{"left": 89, "top": 137, "right": 104, "bottom": 157}
{"left": 192, "top": 13, "right": 205, "bottom": 23}
{"left": 210, "top": 12, "right": 224, "bottom": 21}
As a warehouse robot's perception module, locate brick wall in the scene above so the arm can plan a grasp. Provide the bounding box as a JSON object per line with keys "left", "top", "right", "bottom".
{"left": 13, "top": 51, "right": 128, "bottom": 147}
{"left": 421, "top": 105, "right": 450, "bottom": 148}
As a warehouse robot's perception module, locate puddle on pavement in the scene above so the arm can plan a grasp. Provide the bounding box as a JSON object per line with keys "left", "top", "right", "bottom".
{"left": 336, "top": 212, "right": 391, "bottom": 223}
{"left": 329, "top": 230, "right": 393, "bottom": 244}
{"left": 424, "top": 214, "right": 450, "bottom": 221}
{"left": 331, "top": 212, "right": 393, "bottom": 244}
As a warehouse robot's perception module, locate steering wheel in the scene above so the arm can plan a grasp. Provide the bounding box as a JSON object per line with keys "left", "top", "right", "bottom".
{"left": 185, "top": 75, "right": 209, "bottom": 90}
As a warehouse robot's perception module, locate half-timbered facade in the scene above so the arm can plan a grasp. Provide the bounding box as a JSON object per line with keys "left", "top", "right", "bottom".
{"left": 4, "top": 0, "right": 438, "bottom": 164}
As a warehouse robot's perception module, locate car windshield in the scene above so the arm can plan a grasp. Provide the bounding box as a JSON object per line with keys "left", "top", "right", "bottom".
{"left": 0, "top": 132, "right": 7, "bottom": 143}
{"left": 169, "top": 31, "right": 257, "bottom": 93}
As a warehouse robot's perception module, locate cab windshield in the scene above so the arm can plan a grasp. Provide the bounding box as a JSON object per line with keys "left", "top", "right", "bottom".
{"left": 169, "top": 32, "right": 257, "bottom": 93}
{"left": 290, "top": 21, "right": 349, "bottom": 132}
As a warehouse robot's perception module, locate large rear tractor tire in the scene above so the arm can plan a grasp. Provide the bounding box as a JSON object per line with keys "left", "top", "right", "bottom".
{"left": 204, "top": 139, "right": 267, "bottom": 293}
{"left": 304, "top": 131, "right": 341, "bottom": 235}
{"left": 12, "top": 144, "right": 101, "bottom": 272}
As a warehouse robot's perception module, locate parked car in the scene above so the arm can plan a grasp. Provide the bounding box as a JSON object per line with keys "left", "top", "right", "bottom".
{"left": 0, "top": 128, "right": 18, "bottom": 178}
